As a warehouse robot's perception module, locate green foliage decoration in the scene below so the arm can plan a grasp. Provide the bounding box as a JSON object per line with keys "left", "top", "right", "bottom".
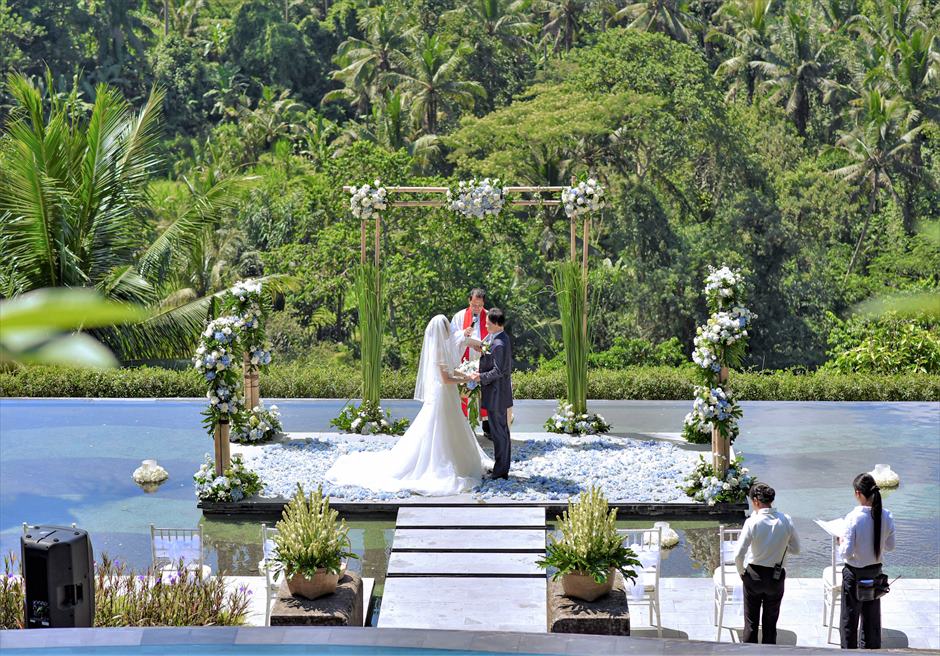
{"left": 538, "top": 487, "right": 641, "bottom": 584}
{"left": 273, "top": 485, "right": 358, "bottom": 580}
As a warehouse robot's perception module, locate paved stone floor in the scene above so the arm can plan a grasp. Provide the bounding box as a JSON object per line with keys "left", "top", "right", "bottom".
{"left": 230, "top": 575, "right": 940, "bottom": 650}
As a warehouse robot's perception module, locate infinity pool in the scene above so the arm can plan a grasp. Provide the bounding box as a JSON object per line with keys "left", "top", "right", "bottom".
{"left": 1, "top": 399, "right": 937, "bottom": 579}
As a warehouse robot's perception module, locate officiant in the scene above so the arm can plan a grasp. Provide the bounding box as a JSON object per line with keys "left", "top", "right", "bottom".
{"left": 451, "top": 288, "right": 489, "bottom": 434}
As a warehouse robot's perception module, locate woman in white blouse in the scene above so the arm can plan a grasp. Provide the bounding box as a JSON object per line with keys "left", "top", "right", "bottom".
{"left": 838, "top": 472, "right": 896, "bottom": 650}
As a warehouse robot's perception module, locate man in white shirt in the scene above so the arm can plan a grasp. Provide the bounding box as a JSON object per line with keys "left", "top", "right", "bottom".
{"left": 733, "top": 483, "right": 801, "bottom": 644}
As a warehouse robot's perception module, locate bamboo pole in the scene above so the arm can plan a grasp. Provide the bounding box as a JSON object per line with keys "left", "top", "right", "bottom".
{"left": 582, "top": 215, "right": 591, "bottom": 339}
{"left": 360, "top": 219, "right": 367, "bottom": 265}
{"left": 213, "top": 420, "right": 231, "bottom": 476}
{"left": 570, "top": 217, "right": 577, "bottom": 262}
{"left": 342, "top": 185, "right": 569, "bottom": 193}
{"left": 711, "top": 366, "right": 731, "bottom": 475}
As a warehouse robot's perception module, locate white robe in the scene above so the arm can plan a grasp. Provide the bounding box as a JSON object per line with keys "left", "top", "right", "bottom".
{"left": 450, "top": 309, "right": 483, "bottom": 362}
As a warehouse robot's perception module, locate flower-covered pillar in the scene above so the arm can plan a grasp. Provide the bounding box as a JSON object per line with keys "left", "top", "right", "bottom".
{"left": 224, "top": 279, "right": 271, "bottom": 413}
{"left": 193, "top": 316, "right": 246, "bottom": 475}
{"left": 683, "top": 266, "right": 756, "bottom": 475}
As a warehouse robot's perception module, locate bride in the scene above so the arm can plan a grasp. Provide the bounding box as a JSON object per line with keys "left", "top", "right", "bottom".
{"left": 325, "top": 314, "right": 492, "bottom": 495}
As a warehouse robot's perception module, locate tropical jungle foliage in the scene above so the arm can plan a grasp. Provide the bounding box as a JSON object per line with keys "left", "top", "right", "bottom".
{"left": 1, "top": 0, "right": 937, "bottom": 375}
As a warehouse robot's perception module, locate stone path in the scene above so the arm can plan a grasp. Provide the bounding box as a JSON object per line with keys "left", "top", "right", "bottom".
{"left": 377, "top": 506, "right": 548, "bottom": 633}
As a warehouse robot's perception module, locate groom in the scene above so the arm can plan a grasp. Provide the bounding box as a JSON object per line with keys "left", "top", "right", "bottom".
{"left": 469, "top": 308, "right": 513, "bottom": 479}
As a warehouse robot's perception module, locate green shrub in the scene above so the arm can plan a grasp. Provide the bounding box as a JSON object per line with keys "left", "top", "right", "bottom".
{"left": 1, "top": 364, "right": 937, "bottom": 401}
{"left": 824, "top": 313, "right": 940, "bottom": 375}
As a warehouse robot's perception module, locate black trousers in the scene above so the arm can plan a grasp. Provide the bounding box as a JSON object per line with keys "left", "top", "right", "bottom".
{"left": 742, "top": 564, "right": 786, "bottom": 644}
{"left": 841, "top": 564, "right": 883, "bottom": 649}
{"left": 487, "top": 406, "right": 511, "bottom": 478}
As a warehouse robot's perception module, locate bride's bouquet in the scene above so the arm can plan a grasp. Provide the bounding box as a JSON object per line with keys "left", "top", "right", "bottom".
{"left": 456, "top": 359, "right": 480, "bottom": 395}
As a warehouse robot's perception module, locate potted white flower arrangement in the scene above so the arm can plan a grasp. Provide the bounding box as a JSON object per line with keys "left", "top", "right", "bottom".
{"left": 537, "top": 488, "right": 640, "bottom": 602}
{"left": 273, "top": 485, "right": 358, "bottom": 600}
{"left": 232, "top": 402, "right": 283, "bottom": 444}
{"left": 544, "top": 401, "right": 611, "bottom": 435}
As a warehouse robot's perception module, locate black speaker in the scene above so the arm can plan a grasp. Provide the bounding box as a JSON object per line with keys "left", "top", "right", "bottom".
{"left": 21, "top": 525, "right": 95, "bottom": 628}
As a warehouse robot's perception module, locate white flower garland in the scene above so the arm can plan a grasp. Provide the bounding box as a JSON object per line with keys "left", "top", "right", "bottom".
{"left": 349, "top": 181, "right": 387, "bottom": 219}
{"left": 561, "top": 178, "right": 605, "bottom": 219}
{"left": 447, "top": 178, "right": 506, "bottom": 219}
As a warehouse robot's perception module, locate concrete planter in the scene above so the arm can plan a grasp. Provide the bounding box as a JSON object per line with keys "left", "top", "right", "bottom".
{"left": 561, "top": 567, "right": 615, "bottom": 602}
{"left": 286, "top": 561, "right": 347, "bottom": 600}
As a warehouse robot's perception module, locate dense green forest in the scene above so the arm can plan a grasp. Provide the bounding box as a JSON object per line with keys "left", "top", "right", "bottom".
{"left": 1, "top": 0, "right": 938, "bottom": 373}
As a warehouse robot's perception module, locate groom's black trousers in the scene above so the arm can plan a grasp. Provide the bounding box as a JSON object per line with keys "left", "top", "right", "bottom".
{"left": 489, "top": 408, "right": 511, "bottom": 478}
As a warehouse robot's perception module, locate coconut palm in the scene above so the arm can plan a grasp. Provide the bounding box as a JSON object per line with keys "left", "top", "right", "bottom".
{"left": 445, "top": 0, "right": 537, "bottom": 48}
{"left": 0, "top": 72, "right": 249, "bottom": 359}
{"left": 814, "top": 0, "right": 862, "bottom": 33}
{"left": 609, "top": 0, "right": 701, "bottom": 43}
{"left": 709, "top": 0, "right": 776, "bottom": 102}
{"left": 539, "top": 0, "right": 592, "bottom": 52}
{"left": 751, "top": 10, "right": 835, "bottom": 135}
{"left": 831, "top": 89, "right": 921, "bottom": 280}
{"left": 396, "top": 35, "right": 486, "bottom": 135}
{"left": 324, "top": 5, "right": 411, "bottom": 113}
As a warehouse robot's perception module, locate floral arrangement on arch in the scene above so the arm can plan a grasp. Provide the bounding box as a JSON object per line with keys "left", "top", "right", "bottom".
{"left": 561, "top": 178, "right": 605, "bottom": 219}
{"left": 232, "top": 401, "right": 283, "bottom": 444}
{"left": 349, "top": 180, "right": 387, "bottom": 219}
{"left": 192, "top": 315, "right": 246, "bottom": 433}
{"left": 331, "top": 400, "right": 409, "bottom": 436}
{"left": 447, "top": 178, "right": 506, "bottom": 219}
{"left": 194, "top": 454, "right": 262, "bottom": 502}
{"left": 680, "top": 454, "right": 754, "bottom": 505}
{"left": 683, "top": 265, "right": 756, "bottom": 445}
{"left": 545, "top": 401, "right": 611, "bottom": 435}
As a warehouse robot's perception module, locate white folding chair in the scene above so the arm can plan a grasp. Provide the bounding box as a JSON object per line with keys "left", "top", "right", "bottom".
{"left": 619, "top": 527, "right": 663, "bottom": 637}
{"left": 823, "top": 535, "right": 843, "bottom": 644}
{"left": 150, "top": 525, "right": 211, "bottom": 579}
{"left": 713, "top": 525, "right": 743, "bottom": 642}
{"left": 258, "top": 523, "right": 281, "bottom": 626}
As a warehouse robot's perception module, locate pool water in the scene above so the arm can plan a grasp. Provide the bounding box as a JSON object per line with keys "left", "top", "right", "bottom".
{"left": 1, "top": 399, "right": 937, "bottom": 579}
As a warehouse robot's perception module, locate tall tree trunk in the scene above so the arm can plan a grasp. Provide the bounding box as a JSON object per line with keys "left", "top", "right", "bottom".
{"left": 164, "top": 0, "right": 169, "bottom": 36}
{"left": 845, "top": 170, "right": 878, "bottom": 282}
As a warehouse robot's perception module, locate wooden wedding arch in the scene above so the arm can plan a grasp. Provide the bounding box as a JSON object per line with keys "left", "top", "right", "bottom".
{"left": 340, "top": 183, "right": 733, "bottom": 475}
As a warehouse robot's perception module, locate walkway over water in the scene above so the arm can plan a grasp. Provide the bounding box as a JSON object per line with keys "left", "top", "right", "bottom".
{"left": 378, "top": 506, "right": 548, "bottom": 632}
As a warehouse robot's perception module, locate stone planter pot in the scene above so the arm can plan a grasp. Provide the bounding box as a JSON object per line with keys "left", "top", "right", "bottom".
{"left": 561, "top": 567, "right": 615, "bottom": 602}
{"left": 286, "top": 561, "right": 347, "bottom": 600}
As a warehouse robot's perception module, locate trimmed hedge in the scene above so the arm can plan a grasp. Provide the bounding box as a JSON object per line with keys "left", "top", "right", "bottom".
{"left": 1, "top": 364, "right": 938, "bottom": 401}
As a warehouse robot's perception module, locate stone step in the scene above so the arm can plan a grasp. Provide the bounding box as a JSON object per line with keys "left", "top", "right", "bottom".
{"left": 387, "top": 551, "right": 544, "bottom": 577}
{"left": 392, "top": 528, "right": 545, "bottom": 552}
{"left": 396, "top": 506, "right": 546, "bottom": 528}
{"left": 378, "top": 576, "right": 547, "bottom": 632}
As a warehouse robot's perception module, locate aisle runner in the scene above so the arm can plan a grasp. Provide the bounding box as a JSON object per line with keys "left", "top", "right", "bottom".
{"left": 378, "top": 506, "right": 548, "bottom": 632}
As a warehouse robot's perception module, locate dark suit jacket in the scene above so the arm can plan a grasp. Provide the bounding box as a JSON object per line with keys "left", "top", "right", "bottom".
{"left": 479, "top": 331, "right": 513, "bottom": 412}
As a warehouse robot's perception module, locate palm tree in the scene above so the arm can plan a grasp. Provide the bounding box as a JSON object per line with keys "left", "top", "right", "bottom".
{"left": 396, "top": 35, "right": 486, "bottom": 135}
{"left": 539, "top": 0, "right": 592, "bottom": 52}
{"left": 324, "top": 5, "right": 411, "bottom": 113}
{"left": 0, "top": 72, "right": 248, "bottom": 358}
{"left": 831, "top": 89, "right": 921, "bottom": 280}
{"left": 709, "top": 0, "right": 776, "bottom": 102}
{"left": 609, "top": 0, "right": 700, "bottom": 43}
{"left": 751, "top": 11, "right": 834, "bottom": 136}
{"left": 445, "top": 0, "right": 536, "bottom": 48}
{"left": 814, "top": 0, "right": 862, "bottom": 33}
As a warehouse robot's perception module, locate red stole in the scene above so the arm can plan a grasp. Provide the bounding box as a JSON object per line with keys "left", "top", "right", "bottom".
{"left": 462, "top": 307, "right": 488, "bottom": 362}
{"left": 461, "top": 307, "right": 488, "bottom": 419}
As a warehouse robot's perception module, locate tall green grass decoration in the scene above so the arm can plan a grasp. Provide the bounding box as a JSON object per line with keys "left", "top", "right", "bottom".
{"left": 554, "top": 260, "right": 589, "bottom": 415}
{"left": 354, "top": 263, "right": 384, "bottom": 406}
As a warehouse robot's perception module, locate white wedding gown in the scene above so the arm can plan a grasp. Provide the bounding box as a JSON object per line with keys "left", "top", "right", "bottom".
{"left": 325, "top": 315, "right": 492, "bottom": 496}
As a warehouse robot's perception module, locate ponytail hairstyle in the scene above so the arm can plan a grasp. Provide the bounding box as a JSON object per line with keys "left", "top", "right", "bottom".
{"left": 853, "top": 473, "right": 883, "bottom": 558}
